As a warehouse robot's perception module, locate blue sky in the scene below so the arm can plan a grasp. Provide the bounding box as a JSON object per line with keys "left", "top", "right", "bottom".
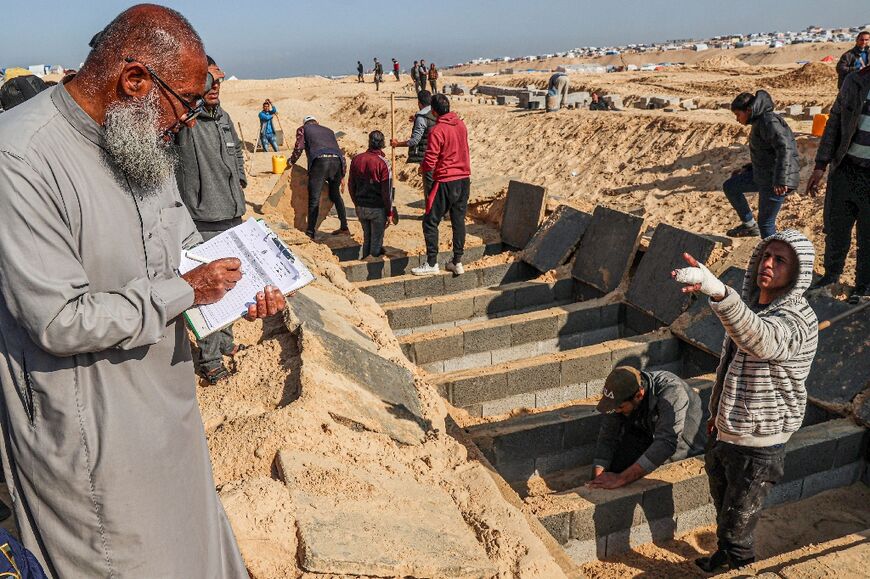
{"left": 1, "top": 1, "right": 865, "bottom": 78}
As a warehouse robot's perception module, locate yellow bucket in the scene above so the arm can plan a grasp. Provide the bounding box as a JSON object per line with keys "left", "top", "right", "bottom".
{"left": 271, "top": 155, "right": 287, "bottom": 174}
{"left": 811, "top": 113, "right": 828, "bottom": 137}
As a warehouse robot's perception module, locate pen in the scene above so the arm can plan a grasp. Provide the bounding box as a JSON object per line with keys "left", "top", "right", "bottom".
{"left": 184, "top": 251, "right": 211, "bottom": 264}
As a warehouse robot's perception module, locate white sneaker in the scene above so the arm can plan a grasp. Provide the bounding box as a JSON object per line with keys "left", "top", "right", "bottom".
{"left": 445, "top": 261, "right": 464, "bottom": 275}
{"left": 411, "top": 263, "right": 440, "bottom": 276}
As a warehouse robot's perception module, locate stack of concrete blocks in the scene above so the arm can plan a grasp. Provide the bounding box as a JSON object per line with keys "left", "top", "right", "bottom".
{"left": 496, "top": 95, "right": 520, "bottom": 106}
{"left": 806, "top": 105, "right": 823, "bottom": 119}
{"left": 649, "top": 96, "right": 682, "bottom": 109}
{"left": 500, "top": 68, "right": 514, "bottom": 75}
{"left": 565, "top": 91, "right": 591, "bottom": 108}
{"left": 603, "top": 94, "right": 623, "bottom": 110}
{"left": 518, "top": 91, "right": 546, "bottom": 110}
{"left": 681, "top": 99, "right": 697, "bottom": 111}
{"left": 474, "top": 85, "right": 528, "bottom": 98}
{"left": 785, "top": 104, "right": 804, "bottom": 117}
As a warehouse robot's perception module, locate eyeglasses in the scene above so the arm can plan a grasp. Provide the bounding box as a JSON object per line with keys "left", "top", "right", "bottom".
{"left": 124, "top": 57, "right": 206, "bottom": 139}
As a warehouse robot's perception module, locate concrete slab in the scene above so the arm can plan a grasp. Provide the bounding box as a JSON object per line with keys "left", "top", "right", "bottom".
{"left": 522, "top": 205, "right": 592, "bottom": 273}
{"left": 277, "top": 451, "right": 496, "bottom": 578}
{"left": 670, "top": 267, "right": 746, "bottom": 355}
{"left": 501, "top": 180, "right": 548, "bottom": 249}
{"left": 571, "top": 206, "right": 644, "bottom": 293}
{"left": 805, "top": 294, "right": 870, "bottom": 409}
{"left": 626, "top": 223, "right": 717, "bottom": 324}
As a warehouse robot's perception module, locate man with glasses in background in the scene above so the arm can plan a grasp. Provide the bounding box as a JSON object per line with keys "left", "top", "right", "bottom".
{"left": 175, "top": 56, "right": 249, "bottom": 385}
{"left": 0, "top": 5, "right": 286, "bottom": 576}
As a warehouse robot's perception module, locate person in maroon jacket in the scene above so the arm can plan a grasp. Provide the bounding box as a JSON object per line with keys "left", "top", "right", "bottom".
{"left": 349, "top": 131, "right": 393, "bottom": 258}
{"left": 412, "top": 93, "right": 471, "bottom": 276}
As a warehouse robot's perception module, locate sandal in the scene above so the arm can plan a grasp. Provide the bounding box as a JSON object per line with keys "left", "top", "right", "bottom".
{"left": 226, "top": 344, "right": 248, "bottom": 357}
{"left": 200, "top": 365, "right": 230, "bottom": 385}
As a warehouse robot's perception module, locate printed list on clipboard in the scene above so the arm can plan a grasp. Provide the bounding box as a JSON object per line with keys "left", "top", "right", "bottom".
{"left": 178, "top": 219, "right": 315, "bottom": 339}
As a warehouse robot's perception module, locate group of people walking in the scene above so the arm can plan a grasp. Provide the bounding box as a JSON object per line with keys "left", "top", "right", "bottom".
{"left": 356, "top": 58, "right": 440, "bottom": 93}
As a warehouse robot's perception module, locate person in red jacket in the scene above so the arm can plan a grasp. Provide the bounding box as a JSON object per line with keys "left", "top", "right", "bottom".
{"left": 412, "top": 93, "right": 471, "bottom": 276}
{"left": 349, "top": 131, "right": 393, "bottom": 258}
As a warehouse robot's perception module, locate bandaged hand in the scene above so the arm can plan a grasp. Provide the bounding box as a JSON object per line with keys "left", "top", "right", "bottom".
{"left": 671, "top": 253, "right": 726, "bottom": 299}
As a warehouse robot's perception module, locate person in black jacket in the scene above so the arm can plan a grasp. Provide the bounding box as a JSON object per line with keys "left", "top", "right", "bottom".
{"left": 722, "top": 91, "right": 799, "bottom": 238}
{"left": 391, "top": 90, "right": 437, "bottom": 198}
{"left": 807, "top": 65, "right": 870, "bottom": 303}
{"left": 587, "top": 367, "right": 706, "bottom": 490}
{"left": 836, "top": 31, "right": 869, "bottom": 89}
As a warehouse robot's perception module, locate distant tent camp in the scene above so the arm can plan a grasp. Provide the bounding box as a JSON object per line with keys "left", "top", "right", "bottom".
{"left": 1, "top": 67, "right": 33, "bottom": 81}
{"left": 821, "top": 55, "right": 835, "bottom": 63}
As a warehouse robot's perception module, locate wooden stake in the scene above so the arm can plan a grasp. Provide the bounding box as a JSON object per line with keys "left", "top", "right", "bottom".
{"left": 274, "top": 114, "right": 291, "bottom": 152}
{"left": 390, "top": 92, "right": 397, "bottom": 223}
{"left": 818, "top": 299, "right": 870, "bottom": 331}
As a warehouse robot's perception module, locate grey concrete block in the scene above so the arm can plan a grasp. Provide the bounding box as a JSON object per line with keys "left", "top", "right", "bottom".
{"left": 764, "top": 478, "right": 803, "bottom": 507}
{"left": 478, "top": 263, "right": 513, "bottom": 287}
{"left": 341, "top": 262, "right": 370, "bottom": 283}
{"left": 674, "top": 503, "right": 717, "bottom": 536}
{"left": 463, "top": 323, "right": 512, "bottom": 355}
{"left": 535, "top": 447, "right": 591, "bottom": 475}
{"left": 513, "top": 282, "right": 559, "bottom": 309}
{"left": 539, "top": 512, "right": 571, "bottom": 544}
{"left": 563, "top": 413, "right": 603, "bottom": 448}
{"left": 501, "top": 180, "right": 547, "bottom": 249}
{"left": 558, "top": 305, "right": 601, "bottom": 335}
{"left": 359, "top": 280, "right": 408, "bottom": 303}
{"left": 450, "top": 372, "right": 508, "bottom": 407}
{"left": 491, "top": 343, "right": 536, "bottom": 364}
{"left": 507, "top": 359, "right": 561, "bottom": 395}
{"left": 535, "top": 386, "right": 569, "bottom": 408}
{"left": 585, "top": 378, "right": 606, "bottom": 397}
{"left": 420, "top": 361, "right": 445, "bottom": 374}
{"left": 411, "top": 332, "right": 464, "bottom": 365}
{"left": 609, "top": 516, "right": 677, "bottom": 556}
{"left": 494, "top": 423, "right": 565, "bottom": 459}
{"left": 442, "top": 271, "right": 481, "bottom": 294}
{"left": 572, "top": 493, "right": 645, "bottom": 539}
{"left": 522, "top": 205, "right": 592, "bottom": 273}
{"left": 492, "top": 456, "right": 536, "bottom": 482}
{"left": 442, "top": 351, "right": 492, "bottom": 373}
{"left": 561, "top": 346, "right": 613, "bottom": 386}
{"left": 565, "top": 383, "right": 588, "bottom": 400}
{"left": 599, "top": 303, "right": 623, "bottom": 328}
{"left": 580, "top": 326, "right": 620, "bottom": 346}
{"left": 473, "top": 289, "right": 515, "bottom": 317}
{"left": 626, "top": 223, "right": 717, "bottom": 324}
{"left": 572, "top": 206, "right": 644, "bottom": 293}
{"left": 431, "top": 296, "right": 474, "bottom": 324}
{"left": 563, "top": 536, "right": 606, "bottom": 563}
{"left": 386, "top": 303, "right": 432, "bottom": 330}
{"left": 624, "top": 305, "right": 660, "bottom": 335}
{"left": 832, "top": 428, "right": 869, "bottom": 467}
{"left": 783, "top": 429, "right": 838, "bottom": 483}
{"left": 404, "top": 275, "right": 446, "bottom": 299}
{"left": 650, "top": 336, "right": 682, "bottom": 364}
{"left": 511, "top": 315, "right": 560, "bottom": 345}
{"left": 556, "top": 333, "right": 584, "bottom": 351}
{"left": 800, "top": 461, "right": 863, "bottom": 499}
{"left": 535, "top": 337, "right": 561, "bottom": 355}
{"left": 480, "top": 392, "right": 537, "bottom": 417}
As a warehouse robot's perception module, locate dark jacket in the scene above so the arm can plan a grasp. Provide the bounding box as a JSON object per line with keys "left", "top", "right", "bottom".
{"left": 421, "top": 112, "right": 471, "bottom": 183}
{"left": 407, "top": 107, "right": 437, "bottom": 164}
{"left": 290, "top": 122, "right": 346, "bottom": 176}
{"left": 349, "top": 148, "right": 391, "bottom": 213}
{"left": 816, "top": 68, "right": 870, "bottom": 172}
{"left": 174, "top": 105, "right": 247, "bottom": 225}
{"left": 747, "top": 90, "right": 800, "bottom": 189}
{"left": 836, "top": 46, "right": 869, "bottom": 88}
{"left": 589, "top": 100, "right": 609, "bottom": 111}
{"left": 593, "top": 371, "right": 706, "bottom": 473}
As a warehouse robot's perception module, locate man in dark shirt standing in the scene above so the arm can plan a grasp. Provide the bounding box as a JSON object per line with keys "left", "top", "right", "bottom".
{"left": 587, "top": 367, "right": 706, "bottom": 490}
{"left": 349, "top": 131, "right": 392, "bottom": 258}
{"left": 289, "top": 115, "right": 349, "bottom": 238}
{"left": 836, "top": 30, "right": 869, "bottom": 89}
{"left": 175, "top": 56, "right": 248, "bottom": 384}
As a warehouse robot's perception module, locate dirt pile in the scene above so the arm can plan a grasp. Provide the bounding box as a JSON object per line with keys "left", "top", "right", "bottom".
{"left": 696, "top": 53, "right": 749, "bottom": 69}
{"left": 764, "top": 62, "right": 837, "bottom": 89}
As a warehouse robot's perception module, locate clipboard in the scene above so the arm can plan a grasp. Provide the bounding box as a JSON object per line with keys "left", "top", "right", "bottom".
{"left": 179, "top": 219, "right": 315, "bottom": 339}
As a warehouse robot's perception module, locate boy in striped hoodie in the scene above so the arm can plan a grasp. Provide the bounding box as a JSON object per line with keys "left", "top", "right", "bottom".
{"left": 673, "top": 229, "right": 818, "bottom": 572}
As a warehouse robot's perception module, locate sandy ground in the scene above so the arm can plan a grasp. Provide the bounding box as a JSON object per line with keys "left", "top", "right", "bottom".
{"left": 193, "top": 52, "right": 865, "bottom": 577}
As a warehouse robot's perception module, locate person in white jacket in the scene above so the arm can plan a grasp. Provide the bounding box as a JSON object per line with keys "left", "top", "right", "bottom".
{"left": 673, "top": 229, "right": 818, "bottom": 573}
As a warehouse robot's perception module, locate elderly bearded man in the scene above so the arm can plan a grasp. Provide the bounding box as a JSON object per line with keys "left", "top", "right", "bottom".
{"left": 0, "top": 5, "right": 285, "bottom": 577}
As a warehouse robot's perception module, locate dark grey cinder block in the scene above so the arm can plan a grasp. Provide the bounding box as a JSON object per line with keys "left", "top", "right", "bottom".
{"left": 500, "top": 180, "right": 548, "bottom": 249}
{"left": 571, "top": 206, "right": 644, "bottom": 293}
{"left": 522, "top": 205, "right": 592, "bottom": 273}
{"left": 626, "top": 223, "right": 717, "bottom": 324}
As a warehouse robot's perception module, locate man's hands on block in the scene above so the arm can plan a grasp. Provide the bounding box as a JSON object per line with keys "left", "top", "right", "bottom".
{"left": 672, "top": 253, "right": 726, "bottom": 301}
{"left": 181, "top": 257, "right": 288, "bottom": 319}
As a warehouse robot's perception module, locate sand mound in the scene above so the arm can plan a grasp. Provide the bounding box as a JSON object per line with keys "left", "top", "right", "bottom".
{"left": 764, "top": 62, "right": 837, "bottom": 89}
{"left": 697, "top": 53, "right": 749, "bottom": 69}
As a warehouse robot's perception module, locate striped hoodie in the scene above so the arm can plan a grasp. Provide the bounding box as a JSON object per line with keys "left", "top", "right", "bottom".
{"left": 707, "top": 229, "right": 819, "bottom": 447}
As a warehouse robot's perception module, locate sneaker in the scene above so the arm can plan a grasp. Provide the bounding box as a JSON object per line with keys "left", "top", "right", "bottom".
{"left": 411, "top": 263, "right": 440, "bottom": 276}
{"left": 445, "top": 261, "right": 465, "bottom": 275}
{"left": 848, "top": 284, "right": 869, "bottom": 305}
{"left": 726, "top": 223, "right": 761, "bottom": 238}
{"left": 810, "top": 273, "right": 840, "bottom": 290}
{"left": 331, "top": 227, "right": 350, "bottom": 236}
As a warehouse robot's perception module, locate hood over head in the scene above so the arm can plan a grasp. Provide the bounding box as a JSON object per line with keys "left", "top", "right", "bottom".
{"left": 741, "top": 228, "right": 815, "bottom": 308}
{"left": 750, "top": 90, "right": 774, "bottom": 122}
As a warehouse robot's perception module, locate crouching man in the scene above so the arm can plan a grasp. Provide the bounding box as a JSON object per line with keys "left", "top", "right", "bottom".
{"left": 673, "top": 229, "right": 818, "bottom": 572}
{"left": 587, "top": 367, "right": 706, "bottom": 490}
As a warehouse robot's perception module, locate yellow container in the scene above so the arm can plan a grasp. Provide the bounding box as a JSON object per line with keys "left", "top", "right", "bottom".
{"left": 811, "top": 113, "right": 829, "bottom": 137}
{"left": 271, "top": 154, "right": 287, "bottom": 174}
